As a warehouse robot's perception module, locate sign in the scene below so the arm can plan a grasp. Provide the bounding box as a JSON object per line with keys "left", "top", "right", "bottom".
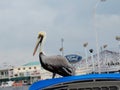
{"left": 65, "top": 54, "right": 82, "bottom": 63}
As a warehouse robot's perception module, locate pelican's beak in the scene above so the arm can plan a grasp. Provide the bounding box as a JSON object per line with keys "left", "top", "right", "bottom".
{"left": 33, "top": 34, "right": 44, "bottom": 56}
{"left": 33, "top": 39, "right": 40, "bottom": 56}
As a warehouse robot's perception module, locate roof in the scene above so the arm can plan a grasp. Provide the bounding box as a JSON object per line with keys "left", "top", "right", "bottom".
{"left": 11, "top": 76, "right": 30, "bottom": 81}
{"left": 29, "top": 73, "right": 120, "bottom": 90}
{"left": 23, "top": 61, "right": 40, "bottom": 66}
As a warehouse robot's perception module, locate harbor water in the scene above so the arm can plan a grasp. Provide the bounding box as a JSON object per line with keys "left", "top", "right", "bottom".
{"left": 0, "top": 86, "right": 29, "bottom": 90}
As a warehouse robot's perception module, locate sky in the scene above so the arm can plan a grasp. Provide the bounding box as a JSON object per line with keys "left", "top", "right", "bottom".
{"left": 0, "top": 0, "right": 120, "bottom": 67}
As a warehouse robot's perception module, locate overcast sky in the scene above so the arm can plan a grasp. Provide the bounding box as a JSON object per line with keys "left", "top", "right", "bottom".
{"left": 0, "top": 0, "right": 120, "bottom": 67}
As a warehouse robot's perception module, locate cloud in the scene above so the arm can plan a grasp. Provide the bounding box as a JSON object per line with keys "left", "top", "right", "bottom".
{"left": 92, "top": 14, "right": 120, "bottom": 52}
{"left": 0, "top": 0, "right": 120, "bottom": 66}
{"left": 96, "top": 14, "right": 120, "bottom": 30}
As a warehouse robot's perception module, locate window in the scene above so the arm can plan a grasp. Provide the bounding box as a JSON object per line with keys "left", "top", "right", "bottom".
{"left": 1, "top": 72, "right": 4, "bottom": 75}
{"left": 78, "top": 88, "right": 92, "bottom": 90}
{"left": 18, "top": 68, "right": 20, "bottom": 70}
{"left": 23, "top": 67, "right": 25, "bottom": 70}
{"left": 101, "top": 87, "right": 109, "bottom": 90}
{"left": 70, "top": 89, "right": 77, "bottom": 90}
{"left": 19, "top": 73, "right": 24, "bottom": 76}
{"left": 14, "top": 74, "right": 18, "bottom": 76}
{"left": 29, "top": 67, "right": 31, "bottom": 69}
{"left": 34, "top": 67, "right": 36, "bottom": 69}
{"left": 78, "top": 88, "right": 84, "bottom": 90}
{"left": 85, "top": 88, "right": 92, "bottom": 90}
{"left": 109, "top": 86, "right": 118, "bottom": 90}
{"left": 93, "top": 87, "right": 100, "bottom": 90}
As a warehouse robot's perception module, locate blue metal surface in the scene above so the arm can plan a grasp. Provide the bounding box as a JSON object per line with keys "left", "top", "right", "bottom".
{"left": 29, "top": 73, "right": 120, "bottom": 90}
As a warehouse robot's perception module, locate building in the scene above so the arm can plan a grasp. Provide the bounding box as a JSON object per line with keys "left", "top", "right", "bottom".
{"left": 0, "top": 61, "right": 57, "bottom": 84}
{"left": 0, "top": 68, "right": 10, "bottom": 82}
{"left": 0, "top": 61, "right": 41, "bottom": 84}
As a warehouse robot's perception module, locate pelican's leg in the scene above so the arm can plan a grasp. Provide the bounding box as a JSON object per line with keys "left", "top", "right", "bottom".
{"left": 52, "top": 73, "right": 56, "bottom": 78}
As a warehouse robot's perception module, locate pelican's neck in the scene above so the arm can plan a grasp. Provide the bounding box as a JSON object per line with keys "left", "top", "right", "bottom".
{"left": 39, "top": 36, "right": 46, "bottom": 54}
{"left": 39, "top": 43, "right": 43, "bottom": 53}
{"left": 39, "top": 52, "right": 45, "bottom": 66}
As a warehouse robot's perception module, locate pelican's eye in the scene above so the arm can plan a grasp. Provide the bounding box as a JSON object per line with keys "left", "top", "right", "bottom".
{"left": 38, "top": 34, "right": 40, "bottom": 39}
{"left": 38, "top": 34, "right": 43, "bottom": 39}
{"left": 38, "top": 34, "right": 44, "bottom": 43}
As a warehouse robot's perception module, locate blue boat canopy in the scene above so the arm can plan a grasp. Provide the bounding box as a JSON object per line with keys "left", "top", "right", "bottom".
{"left": 29, "top": 73, "right": 120, "bottom": 90}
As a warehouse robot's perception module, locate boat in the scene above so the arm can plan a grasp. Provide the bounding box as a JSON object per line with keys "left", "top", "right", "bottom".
{"left": 29, "top": 73, "right": 120, "bottom": 90}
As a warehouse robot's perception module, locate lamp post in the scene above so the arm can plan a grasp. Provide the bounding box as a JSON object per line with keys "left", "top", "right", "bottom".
{"left": 83, "top": 42, "right": 88, "bottom": 71}
{"left": 103, "top": 44, "right": 108, "bottom": 49}
{"left": 60, "top": 38, "right": 64, "bottom": 56}
{"left": 116, "top": 36, "right": 120, "bottom": 61}
{"left": 103, "top": 44, "right": 108, "bottom": 72}
{"left": 93, "top": 0, "right": 107, "bottom": 74}
{"left": 89, "top": 49, "right": 95, "bottom": 73}
{"left": 103, "top": 44, "right": 108, "bottom": 64}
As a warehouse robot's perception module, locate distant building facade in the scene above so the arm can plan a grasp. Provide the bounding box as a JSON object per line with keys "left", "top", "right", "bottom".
{"left": 0, "top": 62, "right": 41, "bottom": 84}
{"left": 0, "top": 61, "right": 59, "bottom": 84}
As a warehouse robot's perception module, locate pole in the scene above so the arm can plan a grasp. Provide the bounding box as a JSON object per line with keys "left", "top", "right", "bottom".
{"left": 89, "top": 49, "right": 95, "bottom": 73}
{"left": 93, "top": 0, "right": 107, "bottom": 74}
{"left": 118, "top": 40, "right": 120, "bottom": 61}
{"left": 85, "top": 47, "right": 88, "bottom": 69}
{"left": 83, "top": 42, "right": 88, "bottom": 72}
{"left": 103, "top": 44, "right": 108, "bottom": 72}
{"left": 61, "top": 38, "right": 64, "bottom": 56}
{"left": 93, "top": 0, "right": 100, "bottom": 74}
{"left": 116, "top": 36, "right": 120, "bottom": 61}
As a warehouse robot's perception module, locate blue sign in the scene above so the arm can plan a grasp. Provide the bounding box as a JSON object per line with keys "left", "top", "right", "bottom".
{"left": 65, "top": 54, "right": 82, "bottom": 63}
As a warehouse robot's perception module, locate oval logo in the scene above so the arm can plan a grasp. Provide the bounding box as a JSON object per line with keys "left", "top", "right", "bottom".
{"left": 65, "top": 54, "right": 82, "bottom": 63}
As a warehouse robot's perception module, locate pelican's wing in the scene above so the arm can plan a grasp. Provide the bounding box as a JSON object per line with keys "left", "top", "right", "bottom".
{"left": 41, "top": 55, "right": 75, "bottom": 76}
{"left": 42, "top": 55, "right": 72, "bottom": 67}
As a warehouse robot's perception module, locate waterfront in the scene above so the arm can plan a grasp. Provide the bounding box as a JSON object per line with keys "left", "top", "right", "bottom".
{"left": 0, "top": 86, "right": 29, "bottom": 90}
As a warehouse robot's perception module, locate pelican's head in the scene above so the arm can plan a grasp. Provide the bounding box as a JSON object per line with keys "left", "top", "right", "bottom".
{"left": 33, "top": 32, "right": 46, "bottom": 56}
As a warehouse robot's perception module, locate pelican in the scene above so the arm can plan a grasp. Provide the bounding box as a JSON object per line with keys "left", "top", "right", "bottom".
{"left": 33, "top": 32, "right": 75, "bottom": 78}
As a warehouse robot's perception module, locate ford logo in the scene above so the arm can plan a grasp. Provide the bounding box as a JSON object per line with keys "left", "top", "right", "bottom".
{"left": 65, "top": 54, "right": 82, "bottom": 63}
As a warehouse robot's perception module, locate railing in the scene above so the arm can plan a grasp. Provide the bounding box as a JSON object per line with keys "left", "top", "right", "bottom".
{"left": 76, "top": 65, "right": 120, "bottom": 75}
{"left": 0, "top": 71, "right": 41, "bottom": 80}
{"left": 0, "top": 75, "right": 9, "bottom": 79}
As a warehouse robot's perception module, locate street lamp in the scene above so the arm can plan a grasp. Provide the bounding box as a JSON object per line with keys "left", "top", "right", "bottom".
{"left": 93, "top": 0, "right": 107, "bottom": 74}
{"left": 89, "top": 49, "right": 95, "bottom": 73}
{"left": 115, "top": 36, "right": 120, "bottom": 61}
{"left": 59, "top": 38, "right": 64, "bottom": 56}
{"left": 103, "top": 44, "right": 108, "bottom": 49}
{"left": 102, "top": 44, "right": 108, "bottom": 72}
{"left": 83, "top": 42, "right": 88, "bottom": 71}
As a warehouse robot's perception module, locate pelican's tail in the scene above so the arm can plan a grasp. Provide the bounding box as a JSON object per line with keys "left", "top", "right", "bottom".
{"left": 62, "top": 66, "right": 75, "bottom": 76}
{"left": 69, "top": 66, "right": 75, "bottom": 76}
